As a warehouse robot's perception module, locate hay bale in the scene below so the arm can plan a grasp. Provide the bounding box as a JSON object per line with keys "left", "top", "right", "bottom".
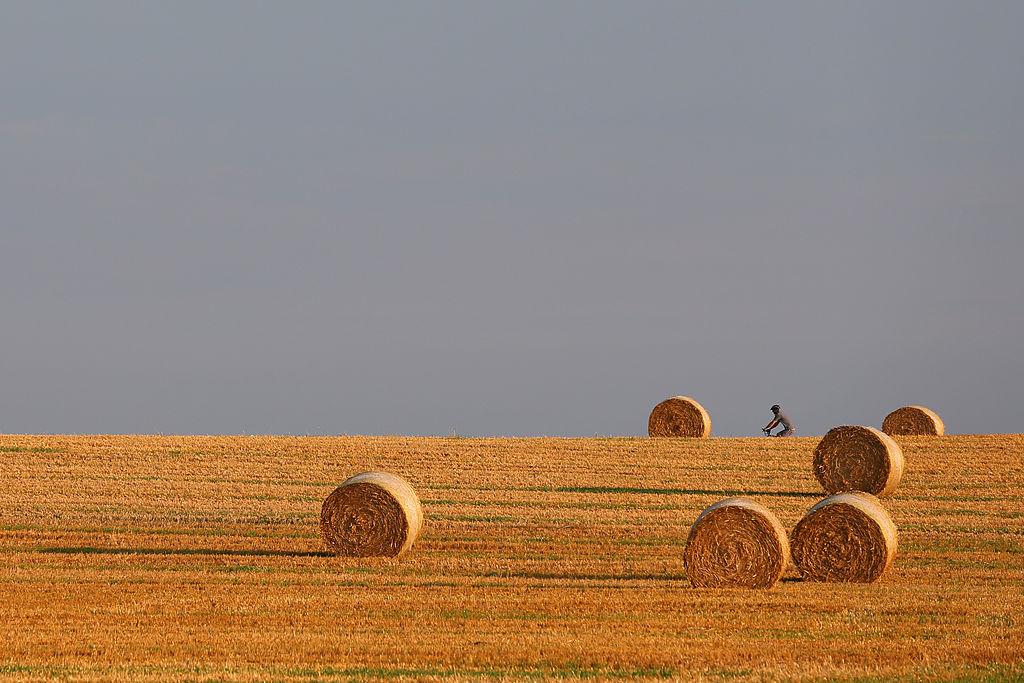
{"left": 882, "top": 405, "right": 945, "bottom": 436}
{"left": 648, "top": 396, "right": 711, "bottom": 437}
{"left": 813, "top": 425, "right": 904, "bottom": 496}
{"left": 683, "top": 497, "right": 790, "bottom": 589}
{"left": 790, "top": 492, "right": 897, "bottom": 583}
{"left": 320, "top": 472, "right": 423, "bottom": 557}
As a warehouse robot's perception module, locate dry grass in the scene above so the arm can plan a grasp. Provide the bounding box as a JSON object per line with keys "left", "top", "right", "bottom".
{"left": 1, "top": 433, "right": 1023, "bottom": 681}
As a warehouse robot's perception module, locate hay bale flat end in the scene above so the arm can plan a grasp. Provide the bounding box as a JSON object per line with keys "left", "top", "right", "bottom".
{"left": 684, "top": 497, "right": 790, "bottom": 589}
{"left": 791, "top": 492, "right": 898, "bottom": 583}
{"left": 320, "top": 471, "right": 424, "bottom": 557}
{"left": 813, "top": 425, "right": 904, "bottom": 496}
{"left": 882, "top": 405, "right": 945, "bottom": 436}
{"left": 648, "top": 396, "right": 712, "bottom": 438}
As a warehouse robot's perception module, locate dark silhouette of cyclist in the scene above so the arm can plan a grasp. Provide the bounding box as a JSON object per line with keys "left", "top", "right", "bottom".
{"left": 763, "top": 404, "right": 795, "bottom": 437}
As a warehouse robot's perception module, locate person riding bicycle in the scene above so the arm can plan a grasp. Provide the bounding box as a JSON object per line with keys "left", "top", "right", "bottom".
{"left": 763, "top": 404, "right": 795, "bottom": 437}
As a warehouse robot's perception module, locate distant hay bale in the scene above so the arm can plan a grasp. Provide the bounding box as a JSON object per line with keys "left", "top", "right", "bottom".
{"left": 882, "top": 405, "right": 945, "bottom": 436}
{"left": 683, "top": 497, "right": 790, "bottom": 589}
{"left": 790, "top": 492, "right": 898, "bottom": 583}
{"left": 648, "top": 396, "right": 711, "bottom": 437}
{"left": 320, "top": 472, "right": 423, "bottom": 557}
{"left": 813, "top": 426, "right": 904, "bottom": 496}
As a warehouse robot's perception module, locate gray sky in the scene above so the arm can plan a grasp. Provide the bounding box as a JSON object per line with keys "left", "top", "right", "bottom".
{"left": 2, "top": 2, "right": 1022, "bottom": 436}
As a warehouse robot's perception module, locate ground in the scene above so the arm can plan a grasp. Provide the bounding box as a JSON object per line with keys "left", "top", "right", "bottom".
{"left": 1, "top": 434, "right": 1022, "bottom": 681}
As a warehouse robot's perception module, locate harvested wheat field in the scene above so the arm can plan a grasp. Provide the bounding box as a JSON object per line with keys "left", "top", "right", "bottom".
{"left": 2, "top": 434, "right": 1023, "bottom": 681}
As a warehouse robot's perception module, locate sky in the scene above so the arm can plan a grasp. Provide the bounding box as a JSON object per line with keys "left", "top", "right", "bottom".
{"left": 1, "top": 2, "right": 1022, "bottom": 436}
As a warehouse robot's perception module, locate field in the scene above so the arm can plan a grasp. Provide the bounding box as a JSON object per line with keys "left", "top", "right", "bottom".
{"left": 2, "top": 434, "right": 1023, "bottom": 681}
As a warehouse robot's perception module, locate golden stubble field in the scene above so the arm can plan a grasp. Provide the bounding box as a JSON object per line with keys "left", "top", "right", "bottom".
{"left": 1, "top": 434, "right": 1023, "bottom": 681}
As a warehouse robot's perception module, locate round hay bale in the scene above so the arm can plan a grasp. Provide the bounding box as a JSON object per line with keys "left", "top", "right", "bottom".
{"left": 813, "top": 425, "right": 904, "bottom": 496}
{"left": 648, "top": 396, "right": 711, "bottom": 437}
{"left": 882, "top": 405, "right": 945, "bottom": 436}
{"left": 320, "top": 472, "right": 423, "bottom": 557}
{"left": 683, "top": 497, "right": 790, "bottom": 589}
{"left": 790, "top": 492, "right": 897, "bottom": 583}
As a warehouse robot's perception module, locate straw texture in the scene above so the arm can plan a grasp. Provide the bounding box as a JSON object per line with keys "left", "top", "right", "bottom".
{"left": 683, "top": 497, "right": 790, "bottom": 589}
{"left": 790, "top": 492, "right": 898, "bottom": 583}
{"left": 813, "top": 425, "right": 904, "bottom": 496}
{"left": 882, "top": 405, "right": 945, "bottom": 436}
{"left": 648, "top": 396, "right": 712, "bottom": 438}
{"left": 320, "top": 472, "right": 424, "bottom": 557}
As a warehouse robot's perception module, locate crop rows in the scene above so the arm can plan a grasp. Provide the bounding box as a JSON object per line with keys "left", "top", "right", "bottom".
{"left": 1, "top": 434, "right": 1023, "bottom": 680}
